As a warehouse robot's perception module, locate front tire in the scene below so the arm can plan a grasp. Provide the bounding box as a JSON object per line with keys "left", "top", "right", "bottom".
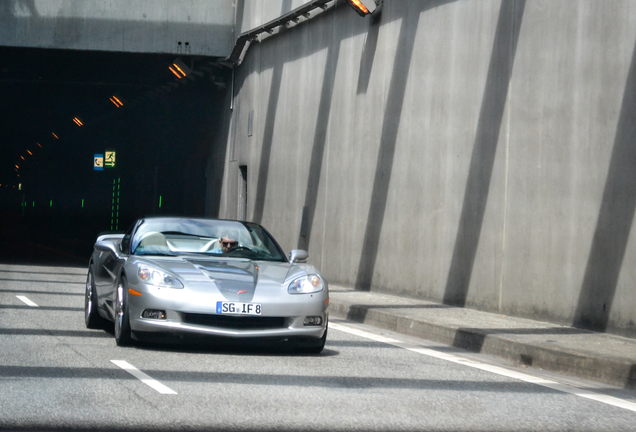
{"left": 294, "top": 325, "right": 328, "bottom": 354}
{"left": 114, "top": 277, "right": 133, "bottom": 346}
{"left": 85, "top": 269, "right": 103, "bottom": 329}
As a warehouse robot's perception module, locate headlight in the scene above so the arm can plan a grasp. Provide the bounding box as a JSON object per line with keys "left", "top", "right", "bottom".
{"left": 288, "top": 275, "right": 324, "bottom": 294}
{"left": 137, "top": 266, "right": 183, "bottom": 289}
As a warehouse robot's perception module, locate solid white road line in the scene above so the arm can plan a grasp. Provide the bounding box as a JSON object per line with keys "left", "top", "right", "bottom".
{"left": 111, "top": 360, "right": 177, "bottom": 395}
{"left": 329, "top": 322, "right": 636, "bottom": 413}
{"left": 16, "top": 296, "right": 38, "bottom": 307}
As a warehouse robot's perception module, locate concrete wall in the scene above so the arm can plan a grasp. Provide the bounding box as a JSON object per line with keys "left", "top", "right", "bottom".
{"left": 218, "top": 0, "right": 636, "bottom": 337}
{"left": 0, "top": 0, "right": 234, "bottom": 56}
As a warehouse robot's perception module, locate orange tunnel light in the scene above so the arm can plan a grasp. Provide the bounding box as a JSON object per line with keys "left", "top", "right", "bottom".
{"left": 169, "top": 65, "right": 184, "bottom": 79}
{"left": 110, "top": 96, "right": 123, "bottom": 107}
{"left": 345, "top": 0, "right": 377, "bottom": 16}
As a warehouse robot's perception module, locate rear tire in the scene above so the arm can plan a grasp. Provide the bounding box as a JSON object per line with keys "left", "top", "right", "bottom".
{"left": 84, "top": 269, "right": 103, "bottom": 329}
{"left": 114, "top": 277, "right": 133, "bottom": 346}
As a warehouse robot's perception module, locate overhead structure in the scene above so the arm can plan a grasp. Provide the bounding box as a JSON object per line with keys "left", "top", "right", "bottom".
{"left": 224, "top": 0, "right": 380, "bottom": 68}
{"left": 224, "top": 0, "right": 336, "bottom": 67}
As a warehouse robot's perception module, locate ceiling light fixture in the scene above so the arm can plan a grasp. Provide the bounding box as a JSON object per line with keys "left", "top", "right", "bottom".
{"left": 110, "top": 96, "right": 123, "bottom": 107}
{"left": 169, "top": 58, "right": 191, "bottom": 79}
{"left": 345, "top": 0, "right": 377, "bottom": 16}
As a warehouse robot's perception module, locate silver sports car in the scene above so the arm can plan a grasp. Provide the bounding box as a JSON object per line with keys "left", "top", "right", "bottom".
{"left": 85, "top": 217, "right": 328, "bottom": 353}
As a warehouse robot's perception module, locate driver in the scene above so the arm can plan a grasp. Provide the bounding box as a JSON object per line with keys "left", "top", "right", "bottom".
{"left": 220, "top": 236, "right": 238, "bottom": 253}
{"left": 210, "top": 228, "right": 242, "bottom": 254}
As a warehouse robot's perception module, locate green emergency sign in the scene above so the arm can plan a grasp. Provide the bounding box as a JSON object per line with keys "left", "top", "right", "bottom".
{"left": 105, "top": 150, "right": 116, "bottom": 169}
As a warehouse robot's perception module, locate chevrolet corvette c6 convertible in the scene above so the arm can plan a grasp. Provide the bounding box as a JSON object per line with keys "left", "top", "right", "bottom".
{"left": 84, "top": 217, "right": 328, "bottom": 353}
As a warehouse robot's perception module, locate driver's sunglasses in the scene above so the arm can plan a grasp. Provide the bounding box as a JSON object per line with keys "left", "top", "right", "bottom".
{"left": 222, "top": 241, "right": 237, "bottom": 246}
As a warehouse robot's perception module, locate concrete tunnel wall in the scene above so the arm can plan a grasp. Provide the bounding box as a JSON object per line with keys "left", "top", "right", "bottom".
{"left": 214, "top": 0, "right": 636, "bottom": 337}
{"left": 0, "top": 0, "right": 234, "bottom": 56}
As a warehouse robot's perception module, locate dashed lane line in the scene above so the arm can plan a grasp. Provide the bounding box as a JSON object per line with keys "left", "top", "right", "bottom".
{"left": 329, "top": 322, "right": 636, "bottom": 413}
{"left": 16, "top": 296, "right": 38, "bottom": 307}
{"left": 111, "top": 360, "right": 177, "bottom": 395}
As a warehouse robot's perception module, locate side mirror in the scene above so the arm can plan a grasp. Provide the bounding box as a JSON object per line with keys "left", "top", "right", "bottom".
{"left": 94, "top": 240, "right": 121, "bottom": 257}
{"left": 289, "top": 249, "right": 308, "bottom": 264}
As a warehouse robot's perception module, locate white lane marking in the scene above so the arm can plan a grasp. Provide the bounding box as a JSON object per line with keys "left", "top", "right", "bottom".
{"left": 111, "top": 360, "right": 177, "bottom": 395}
{"left": 329, "top": 322, "right": 636, "bottom": 413}
{"left": 16, "top": 296, "right": 38, "bottom": 307}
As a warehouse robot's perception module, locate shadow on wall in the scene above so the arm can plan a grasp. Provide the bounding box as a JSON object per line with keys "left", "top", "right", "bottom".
{"left": 353, "top": 0, "right": 459, "bottom": 291}
{"left": 299, "top": 6, "right": 384, "bottom": 251}
{"left": 356, "top": 7, "right": 381, "bottom": 96}
{"left": 297, "top": 34, "right": 341, "bottom": 251}
{"left": 442, "top": 0, "right": 526, "bottom": 306}
{"left": 206, "top": 88, "right": 232, "bottom": 218}
{"left": 251, "top": 56, "right": 284, "bottom": 224}
{"left": 253, "top": 0, "right": 456, "bottom": 247}
{"left": 573, "top": 37, "right": 636, "bottom": 334}
{"left": 251, "top": 0, "right": 294, "bottom": 224}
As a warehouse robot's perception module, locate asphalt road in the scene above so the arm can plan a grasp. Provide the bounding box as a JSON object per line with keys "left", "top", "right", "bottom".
{"left": 2, "top": 264, "right": 636, "bottom": 432}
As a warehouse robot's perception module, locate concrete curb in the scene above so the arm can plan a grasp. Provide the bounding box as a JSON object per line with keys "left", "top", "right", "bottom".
{"left": 329, "top": 297, "right": 636, "bottom": 390}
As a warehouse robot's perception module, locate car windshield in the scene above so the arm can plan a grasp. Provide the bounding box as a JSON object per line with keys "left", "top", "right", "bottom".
{"left": 131, "top": 218, "right": 287, "bottom": 262}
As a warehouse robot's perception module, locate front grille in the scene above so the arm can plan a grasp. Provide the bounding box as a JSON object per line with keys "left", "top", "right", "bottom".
{"left": 182, "top": 313, "right": 287, "bottom": 330}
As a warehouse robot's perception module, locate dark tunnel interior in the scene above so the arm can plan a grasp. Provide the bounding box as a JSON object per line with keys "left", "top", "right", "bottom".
{"left": 0, "top": 46, "right": 231, "bottom": 266}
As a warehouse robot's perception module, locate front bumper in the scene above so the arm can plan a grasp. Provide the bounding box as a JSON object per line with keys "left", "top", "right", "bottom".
{"left": 125, "top": 280, "right": 329, "bottom": 340}
{"left": 129, "top": 312, "right": 328, "bottom": 339}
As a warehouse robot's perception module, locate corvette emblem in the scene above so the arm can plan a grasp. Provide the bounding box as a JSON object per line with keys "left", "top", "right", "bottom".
{"left": 221, "top": 288, "right": 250, "bottom": 295}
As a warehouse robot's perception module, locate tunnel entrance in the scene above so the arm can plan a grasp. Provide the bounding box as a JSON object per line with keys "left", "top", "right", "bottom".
{"left": 0, "top": 46, "right": 231, "bottom": 264}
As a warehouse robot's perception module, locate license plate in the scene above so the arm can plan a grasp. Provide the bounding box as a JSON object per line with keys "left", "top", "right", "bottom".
{"left": 216, "top": 301, "right": 261, "bottom": 315}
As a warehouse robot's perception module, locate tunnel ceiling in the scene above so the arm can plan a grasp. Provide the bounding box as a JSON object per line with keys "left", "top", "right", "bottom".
{"left": 0, "top": 45, "right": 228, "bottom": 189}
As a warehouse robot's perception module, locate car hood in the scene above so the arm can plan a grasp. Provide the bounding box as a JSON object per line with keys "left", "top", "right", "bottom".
{"left": 189, "top": 259, "right": 261, "bottom": 301}
{"left": 133, "top": 257, "right": 300, "bottom": 302}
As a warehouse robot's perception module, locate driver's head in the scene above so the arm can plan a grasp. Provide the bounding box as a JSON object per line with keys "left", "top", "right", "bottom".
{"left": 220, "top": 236, "right": 238, "bottom": 253}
